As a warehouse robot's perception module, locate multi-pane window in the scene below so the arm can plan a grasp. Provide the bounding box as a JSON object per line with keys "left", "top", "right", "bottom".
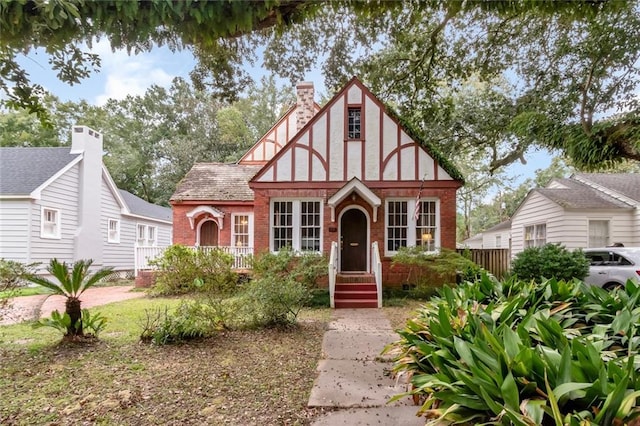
{"left": 272, "top": 200, "right": 322, "bottom": 252}
{"left": 347, "top": 107, "right": 361, "bottom": 139}
{"left": 387, "top": 201, "right": 408, "bottom": 251}
{"left": 137, "top": 224, "right": 146, "bottom": 245}
{"left": 301, "top": 201, "right": 321, "bottom": 251}
{"left": 415, "top": 201, "right": 437, "bottom": 251}
{"left": 41, "top": 207, "right": 60, "bottom": 239}
{"left": 524, "top": 224, "right": 546, "bottom": 248}
{"left": 273, "top": 201, "right": 293, "bottom": 250}
{"left": 107, "top": 219, "right": 120, "bottom": 243}
{"left": 233, "top": 215, "right": 250, "bottom": 247}
{"left": 386, "top": 200, "right": 438, "bottom": 254}
{"left": 588, "top": 220, "right": 609, "bottom": 247}
{"left": 137, "top": 224, "right": 157, "bottom": 246}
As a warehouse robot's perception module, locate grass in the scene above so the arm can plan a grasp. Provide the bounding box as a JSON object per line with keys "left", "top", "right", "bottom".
{"left": 0, "top": 286, "right": 50, "bottom": 299}
{"left": 0, "top": 296, "right": 332, "bottom": 425}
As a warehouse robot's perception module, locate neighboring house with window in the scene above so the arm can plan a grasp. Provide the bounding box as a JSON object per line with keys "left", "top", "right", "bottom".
{"left": 0, "top": 126, "right": 172, "bottom": 275}
{"left": 171, "top": 77, "right": 464, "bottom": 306}
{"left": 460, "top": 220, "right": 511, "bottom": 250}
{"left": 510, "top": 173, "right": 640, "bottom": 256}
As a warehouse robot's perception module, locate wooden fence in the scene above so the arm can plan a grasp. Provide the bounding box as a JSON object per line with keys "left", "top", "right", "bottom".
{"left": 457, "top": 248, "right": 511, "bottom": 279}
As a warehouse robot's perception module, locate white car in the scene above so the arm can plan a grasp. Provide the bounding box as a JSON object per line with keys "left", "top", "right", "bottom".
{"left": 584, "top": 247, "right": 640, "bottom": 290}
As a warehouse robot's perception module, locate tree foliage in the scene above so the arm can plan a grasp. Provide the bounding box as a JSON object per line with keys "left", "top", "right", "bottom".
{"left": 2, "top": 0, "right": 638, "bottom": 169}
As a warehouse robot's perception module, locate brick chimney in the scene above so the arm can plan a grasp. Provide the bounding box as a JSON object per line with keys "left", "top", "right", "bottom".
{"left": 296, "top": 82, "right": 315, "bottom": 131}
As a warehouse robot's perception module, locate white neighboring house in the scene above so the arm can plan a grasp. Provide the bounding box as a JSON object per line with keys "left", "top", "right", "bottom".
{"left": 460, "top": 220, "right": 511, "bottom": 249}
{"left": 511, "top": 173, "right": 640, "bottom": 256}
{"left": 0, "top": 126, "right": 172, "bottom": 275}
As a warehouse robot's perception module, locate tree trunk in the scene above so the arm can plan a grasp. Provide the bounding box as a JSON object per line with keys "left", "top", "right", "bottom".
{"left": 65, "top": 297, "right": 83, "bottom": 336}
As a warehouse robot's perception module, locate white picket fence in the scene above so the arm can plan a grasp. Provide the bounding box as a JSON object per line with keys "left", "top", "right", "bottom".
{"left": 134, "top": 246, "right": 254, "bottom": 275}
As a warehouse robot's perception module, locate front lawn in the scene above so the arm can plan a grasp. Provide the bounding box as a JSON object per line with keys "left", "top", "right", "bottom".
{"left": 0, "top": 297, "right": 332, "bottom": 425}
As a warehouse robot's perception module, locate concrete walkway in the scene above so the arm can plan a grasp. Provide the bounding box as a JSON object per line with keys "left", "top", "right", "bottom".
{"left": 308, "top": 309, "right": 424, "bottom": 425}
{"left": 1, "top": 286, "right": 145, "bottom": 325}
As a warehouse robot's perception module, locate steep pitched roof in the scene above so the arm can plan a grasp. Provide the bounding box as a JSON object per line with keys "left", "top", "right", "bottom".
{"left": 171, "top": 163, "right": 261, "bottom": 202}
{"left": 0, "top": 147, "right": 79, "bottom": 195}
{"left": 535, "top": 178, "right": 632, "bottom": 209}
{"left": 119, "top": 190, "right": 172, "bottom": 222}
{"left": 574, "top": 173, "right": 640, "bottom": 203}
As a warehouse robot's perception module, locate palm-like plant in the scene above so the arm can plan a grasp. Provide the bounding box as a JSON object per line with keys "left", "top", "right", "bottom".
{"left": 25, "top": 259, "right": 114, "bottom": 337}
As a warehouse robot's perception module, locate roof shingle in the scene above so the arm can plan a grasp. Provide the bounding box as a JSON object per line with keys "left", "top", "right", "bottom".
{"left": 537, "top": 178, "right": 632, "bottom": 209}
{"left": 171, "top": 163, "right": 261, "bottom": 202}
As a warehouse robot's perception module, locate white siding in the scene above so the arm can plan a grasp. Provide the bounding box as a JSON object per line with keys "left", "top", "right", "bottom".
{"left": 0, "top": 200, "right": 31, "bottom": 262}
{"left": 511, "top": 192, "right": 563, "bottom": 256}
{"left": 29, "top": 164, "right": 80, "bottom": 264}
{"left": 482, "top": 230, "right": 511, "bottom": 249}
{"left": 101, "top": 178, "right": 133, "bottom": 270}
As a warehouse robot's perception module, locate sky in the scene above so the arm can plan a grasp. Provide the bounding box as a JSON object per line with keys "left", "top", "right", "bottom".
{"left": 18, "top": 41, "right": 551, "bottom": 186}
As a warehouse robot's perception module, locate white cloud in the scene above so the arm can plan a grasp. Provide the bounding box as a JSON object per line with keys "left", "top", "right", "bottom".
{"left": 90, "top": 40, "right": 190, "bottom": 105}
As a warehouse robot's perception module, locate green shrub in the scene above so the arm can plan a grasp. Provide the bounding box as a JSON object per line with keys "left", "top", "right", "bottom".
{"left": 150, "top": 245, "right": 237, "bottom": 296}
{"left": 246, "top": 248, "right": 327, "bottom": 327}
{"left": 139, "top": 302, "right": 214, "bottom": 345}
{"left": 392, "top": 247, "right": 484, "bottom": 294}
{"left": 385, "top": 275, "right": 640, "bottom": 425}
{"left": 511, "top": 243, "right": 589, "bottom": 282}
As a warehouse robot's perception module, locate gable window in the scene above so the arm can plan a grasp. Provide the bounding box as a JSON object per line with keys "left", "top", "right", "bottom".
{"left": 495, "top": 235, "right": 502, "bottom": 248}
{"left": 107, "top": 219, "right": 120, "bottom": 243}
{"left": 589, "top": 220, "right": 609, "bottom": 247}
{"left": 41, "top": 207, "right": 61, "bottom": 239}
{"left": 347, "top": 107, "right": 361, "bottom": 139}
{"left": 271, "top": 200, "right": 322, "bottom": 252}
{"left": 232, "top": 214, "right": 253, "bottom": 248}
{"left": 524, "top": 224, "right": 546, "bottom": 248}
{"left": 385, "top": 199, "right": 439, "bottom": 254}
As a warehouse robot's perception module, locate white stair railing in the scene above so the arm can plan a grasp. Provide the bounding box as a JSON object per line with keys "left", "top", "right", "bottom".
{"left": 328, "top": 241, "right": 338, "bottom": 308}
{"left": 371, "top": 241, "right": 382, "bottom": 308}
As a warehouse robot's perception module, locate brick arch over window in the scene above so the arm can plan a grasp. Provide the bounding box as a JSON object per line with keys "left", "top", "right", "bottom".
{"left": 186, "top": 205, "right": 224, "bottom": 230}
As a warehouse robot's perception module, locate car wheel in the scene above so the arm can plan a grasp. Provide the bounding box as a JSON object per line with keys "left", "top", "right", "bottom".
{"left": 603, "top": 282, "right": 623, "bottom": 291}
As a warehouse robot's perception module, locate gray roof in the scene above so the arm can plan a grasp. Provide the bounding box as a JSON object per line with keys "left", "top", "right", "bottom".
{"left": 484, "top": 220, "right": 512, "bottom": 233}
{"left": 119, "top": 190, "right": 172, "bottom": 222}
{"left": 574, "top": 173, "right": 640, "bottom": 203}
{"left": 0, "top": 147, "right": 79, "bottom": 195}
{"left": 171, "top": 163, "right": 261, "bottom": 202}
{"left": 537, "top": 178, "right": 633, "bottom": 209}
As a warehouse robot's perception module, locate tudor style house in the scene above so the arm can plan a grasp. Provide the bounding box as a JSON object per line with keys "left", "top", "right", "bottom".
{"left": 0, "top": 126, "right": 172, "bottom": 276}
{"left": 171, "top": 77, "right": 464, "bottom": 307}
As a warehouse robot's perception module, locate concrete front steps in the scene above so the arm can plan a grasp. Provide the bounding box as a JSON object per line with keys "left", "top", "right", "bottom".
{"left": 334, "top": 273, "right": 378, "bottom": 308}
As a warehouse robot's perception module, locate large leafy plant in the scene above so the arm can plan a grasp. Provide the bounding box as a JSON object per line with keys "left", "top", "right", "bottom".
{"left": 24, "top": 259, "right": 113, "bottom": 338}
{"left": 385, "top": 274, "right": 640, "bottom": 425}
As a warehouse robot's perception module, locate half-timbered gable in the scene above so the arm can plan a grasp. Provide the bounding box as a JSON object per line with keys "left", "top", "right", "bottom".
{"left": 238, "top": 82, "right": 321, "bottom": 166}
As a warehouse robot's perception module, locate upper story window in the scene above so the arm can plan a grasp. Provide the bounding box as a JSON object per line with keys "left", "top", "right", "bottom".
{"left": 107, "top": 219, "right": 120, "bottom": 243}
{"left": 495, "top": 235, "right": 502, "bottom": 248}
{"left": 386, "top": 199, "right": 439, "bottom": 255}
{"left": 271, "top": 200, "right": 322, "bottom": 253}
{"left": 41, "top": 207, "right": 61, "bottom": 239}
{"left": 524, "top": 224, "right": 546, "bottom": 248}
{"left": 347, "top": 107, "right": 361, "bottom": 139}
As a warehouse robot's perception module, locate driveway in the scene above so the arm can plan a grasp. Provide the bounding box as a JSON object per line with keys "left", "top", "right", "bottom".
{"left": 0, "top": 286, "right": 145, "bottom": 326}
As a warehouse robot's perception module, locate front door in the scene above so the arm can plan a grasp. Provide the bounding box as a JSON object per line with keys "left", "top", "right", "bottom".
{"left": 340, "top": 209, "right": 367, "bottom": 272}
{"left": 200, "top": 220, "right": 218, "bottom": 246}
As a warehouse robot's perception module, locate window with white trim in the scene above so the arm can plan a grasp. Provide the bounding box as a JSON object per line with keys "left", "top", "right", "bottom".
{"left": 232, "top": 214, "right": 253, "bottom": 248}
{"left": 107, "top": 219, "right": 120, "bottom": 243}
{"left": 271, "top": 200, "right": 322, "bottom": 252}
{"left": 385, "top": 199, "right": 439, "bottom": 254}
{"left": 495, "top": 235, "right": 502, "bottom": 248}
{"left": 588, "top": 220, "right": 609, "bottom": 247}
{"left": 137, "top": 224, "right": 146, "bottom": 245}
{"left": 41, "top": 207, "right": 61, "bottom": 239}
{"left": 147, "top": 226, "right": 157, "bottom": 246}
{"left": 524, "top": 224, "right": 546, "bottom": 248}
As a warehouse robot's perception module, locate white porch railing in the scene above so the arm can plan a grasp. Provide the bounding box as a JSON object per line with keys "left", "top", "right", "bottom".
{"left": 328, "top": 241, "right": 338, "bottom": 308}
{"left": 371, "top": 241, "right": 382, "bottom": 308}
{"left": 134, "top": 245, "right": 254, "bottom": 275}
